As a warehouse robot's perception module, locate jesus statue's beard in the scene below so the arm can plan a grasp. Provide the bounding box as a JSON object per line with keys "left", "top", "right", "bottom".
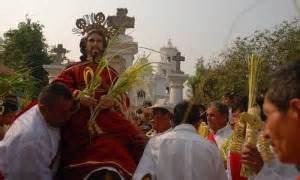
{"left": 90, "top": 49, "right": 104, "bottom": 62}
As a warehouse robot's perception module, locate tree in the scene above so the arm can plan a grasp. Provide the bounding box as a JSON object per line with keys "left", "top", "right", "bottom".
{"left": 0, "top": 17, "right": 52, "bottom": 98}
{"left": 187, "top": 19, "right": 300, "bottom": 105}
{"left": 0, "top": 37, "right": 4, "bottom": 54}
{"left": 186, "top": 57, "right": 206, "bottom": 96}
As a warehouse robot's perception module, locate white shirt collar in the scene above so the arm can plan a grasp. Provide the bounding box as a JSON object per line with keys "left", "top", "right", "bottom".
{"left": 173, "top": 124, "right": 197, "bottom": 133}
{"left": 212, "top": 124, "right": 231, "bottom": 135}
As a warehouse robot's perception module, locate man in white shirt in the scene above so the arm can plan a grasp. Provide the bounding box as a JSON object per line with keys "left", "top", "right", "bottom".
{"left": 0, "top": 82, "right": 76, "bottom": 180}
{"left": 207, "top": 101, "right": 232, "bottom": 149}
{"left": 133, "top": 101, "right": 227, "bottom": 180}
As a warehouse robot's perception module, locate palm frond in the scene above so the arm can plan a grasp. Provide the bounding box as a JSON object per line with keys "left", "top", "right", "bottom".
{"left": 88, "top": 55, "right": 153, "bottom": 136}
{"left": 0, "top": 68, "right": 33, "bottom": 100}
{"left": 241, "top": 54, "right": 263, "bottom": 177}
{"left": 248, "top": 54, "right": 260, "bottom": 109}
{"left": 107, "top": 55, "right": 152, "bottom": 97}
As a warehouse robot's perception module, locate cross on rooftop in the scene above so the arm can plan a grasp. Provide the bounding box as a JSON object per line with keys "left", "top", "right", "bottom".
{"left": 107, "top": 8, "right": 135, "bottom": 34}
{"left": 172, "top": 52, "right": 185, "bottom": 73}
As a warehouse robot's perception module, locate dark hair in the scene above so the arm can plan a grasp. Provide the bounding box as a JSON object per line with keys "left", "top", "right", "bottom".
{"left": 38, "top": 82, "right": 73, "bottom": 107}
{"left": 223, "top": 92, "right": 235, "bottom": 99}
{"left": 79, "top": 37, "right": 87, "bottom": 61}
{"left": 2, "top": 95, "right": 18, "bottom": 115}
{"left": 232, "top": 96, "right": 248, "bottom": 113}
{"left": 79, "top": 30, "right": 108, "bottom": 62}
{"left": 136, "top": 108, "right": 143, "bottom": 114}
{"left": 143, "top": 100, "right": 152, "bottom": 108}
{"left": 209, "top": 101, "right": 229, "bottom": 117}
{"left": 266, "top": 60, "right": 300, "bottom": 112}
{"left": 173, "top": 101, "right": 202, "bottom": 126}
{"left": 153, "top": 107, "right": 169, "bottom": 116}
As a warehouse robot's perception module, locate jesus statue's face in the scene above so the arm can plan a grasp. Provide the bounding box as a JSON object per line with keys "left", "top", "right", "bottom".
{"left": 86, "top": 32, "right": 105, "bottom": 61}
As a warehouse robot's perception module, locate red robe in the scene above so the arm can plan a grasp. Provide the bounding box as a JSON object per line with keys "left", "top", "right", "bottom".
{"left": 54, "top": 61, "right": 146, "bottom": 180}
{"left": 229, "top": 152, "right": 247, "bottom": 180}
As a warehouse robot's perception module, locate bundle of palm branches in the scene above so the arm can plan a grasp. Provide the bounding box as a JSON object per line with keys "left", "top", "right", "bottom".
{"left": 240, "top": 54, "right": 266, "bottom": 177}
{"left": 257, "top": 127, "right": 274, "bottom": 162}
{"left": 88, "top": 56, "right": 152, "bottom": 135}
{"left": 229, "top": 116, "right": 246, "bottom": 153}
{"left": 226, "top": 54, "right": 273, "bottom": 177}
{"left": 240, "top": 107, "right": 264, "bottom": 177}
{"left": 221, "top": 133, "right": 233, "bottom": 161}
{"left": 229, "top": 54, "right": 260, "bottom": 158}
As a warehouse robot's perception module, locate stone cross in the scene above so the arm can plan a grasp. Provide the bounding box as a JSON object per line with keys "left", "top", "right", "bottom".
{"left": 107, "top": 8, "right": 135, "bottom": 34}
{"left": 51, "top": 44, "right": 68, "bottom": 64}
{"left": 172, "top": 52, "right": 185, "bottom": 72}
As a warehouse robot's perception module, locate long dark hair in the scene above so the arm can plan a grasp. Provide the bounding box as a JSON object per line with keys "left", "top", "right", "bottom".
{"left": 79, "top": 37, "right": 87, "bottom": 61}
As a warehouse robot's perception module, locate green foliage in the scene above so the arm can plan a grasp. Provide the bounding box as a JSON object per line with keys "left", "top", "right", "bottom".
{"left": 0, "top": 17, "right": 52, "bottom": 98}
{"left": 188, "top": 19, "right": 300, "bottom": 105}
{"left": 0, "top": 69, "right": 35, "bottom": 108}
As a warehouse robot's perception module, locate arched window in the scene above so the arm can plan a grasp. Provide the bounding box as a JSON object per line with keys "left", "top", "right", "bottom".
{"left": 167, "top": 56, "right": 171, "bottom": 62}
{"left": 137, "top": 89, "right": 146, "bottom": 98}
{"left": 166, "top": 87, "right": 170, "bottom": 94}
{"left": 162, "top": 69, "right": 167, "bottom": 76}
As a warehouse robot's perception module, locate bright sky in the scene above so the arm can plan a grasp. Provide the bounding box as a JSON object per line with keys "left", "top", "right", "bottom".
{"left": 0, "top": 0, "right": 298, "bottom": 75}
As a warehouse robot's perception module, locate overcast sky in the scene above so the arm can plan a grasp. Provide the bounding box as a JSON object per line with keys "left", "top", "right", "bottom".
{"left": 0, "top": 0, "right": 298, "bottom": 74}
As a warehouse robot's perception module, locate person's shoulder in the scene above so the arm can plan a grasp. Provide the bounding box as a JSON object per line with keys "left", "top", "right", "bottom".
{"left": 15, "top": 105, "right": 38, "bottom": 122}
{"left": 64, "top": 61, "right": 90, "bottom": 71}
{"left": 12, "top": 106, "right": 44, "bottom": 140}
{"left": 222, "top": 125, "right": 233, "bottom": 138}
{"left": 153, "top": 128, "right": 172, "bottom": 138}
{"left": 199, "top": 139, "right": 222, "bottom": 157}
{"left": 149, "top": 131, "right": 166, "bottom": 141}
{"left": 152, "top": 129, "right": 176, "bottom": 142}
{"left": 175, "top": 130, "right": 218, "bottom": 150}
{"left": 146, "top": 132, "right": 171, "bottom": 149}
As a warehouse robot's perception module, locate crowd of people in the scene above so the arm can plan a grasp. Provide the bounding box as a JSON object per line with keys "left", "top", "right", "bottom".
{"left": 0, "top": 11, "right": 299, "bottom": 180}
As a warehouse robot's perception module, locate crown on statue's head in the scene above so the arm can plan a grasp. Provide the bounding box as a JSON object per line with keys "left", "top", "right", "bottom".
{"left": 72, "top": 12, "right": 118, "bottom": 39}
